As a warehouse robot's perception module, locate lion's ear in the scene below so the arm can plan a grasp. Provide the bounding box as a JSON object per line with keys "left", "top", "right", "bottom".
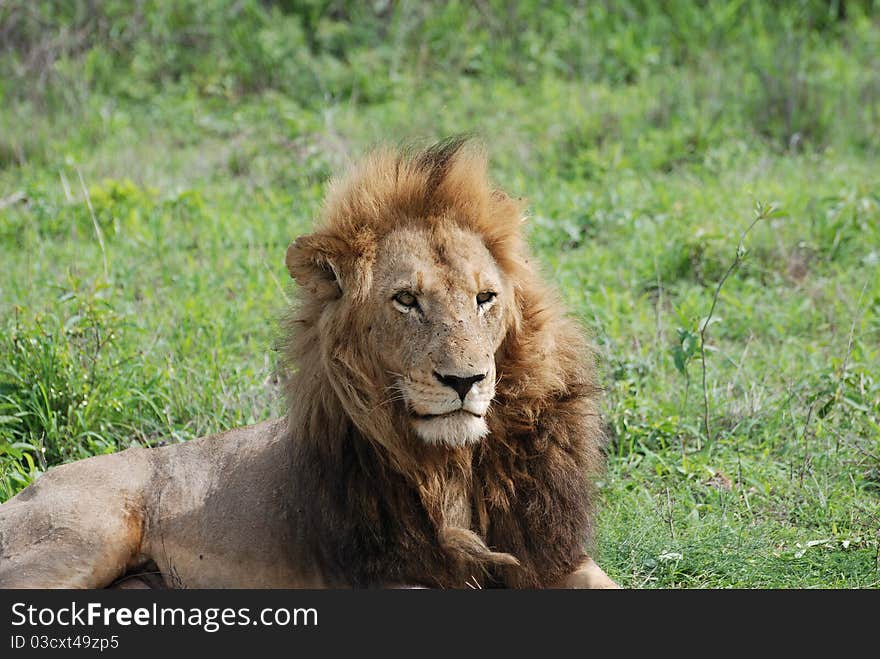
{"left": 285, "top": 233, "right": 347, "bottom": 300}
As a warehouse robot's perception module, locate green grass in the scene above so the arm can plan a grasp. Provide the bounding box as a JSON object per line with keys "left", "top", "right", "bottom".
{"left": 1, "top": 1, "right": 879, "bottom": 587}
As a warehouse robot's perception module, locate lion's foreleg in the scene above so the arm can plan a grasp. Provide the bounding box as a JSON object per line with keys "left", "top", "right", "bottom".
{"left": 0, "top": 448, "right": 153, "bottom": 589}
{"left": 555, "top": 557, "right": 620, "bottom": 589}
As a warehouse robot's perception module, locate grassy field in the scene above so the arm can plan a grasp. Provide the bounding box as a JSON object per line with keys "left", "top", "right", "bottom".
{"left": 1, "top": 1, "right": 879, "bottom": 588}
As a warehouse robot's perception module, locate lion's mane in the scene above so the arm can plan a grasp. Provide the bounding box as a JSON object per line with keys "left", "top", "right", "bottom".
{"left": 282, "top": 139, "right": 605, "bottom": 588}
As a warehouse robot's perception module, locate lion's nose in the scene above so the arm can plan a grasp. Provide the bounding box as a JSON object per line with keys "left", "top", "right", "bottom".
{"left": 433, "top": 371, "right": 486, "bottom": 402}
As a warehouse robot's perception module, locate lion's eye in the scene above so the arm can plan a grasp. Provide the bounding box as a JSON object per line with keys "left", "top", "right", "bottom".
{"left": 476, "top": 291, "right": 497, "bottom": 306}
{"left": 393, "top": 291, "right": 419, "bottom": 311}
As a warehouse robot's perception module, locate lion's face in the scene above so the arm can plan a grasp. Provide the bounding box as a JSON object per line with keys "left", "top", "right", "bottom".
{"left": 369, "top": 223, "right": 511, "bottom": 446}
{"left": 285, "top": 141, "right": 531, "bottom": 453}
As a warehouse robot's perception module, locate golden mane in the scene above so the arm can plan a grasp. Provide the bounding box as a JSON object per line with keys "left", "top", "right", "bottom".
{"left": 282, "top": 139, "right": 605, "bottom": 588}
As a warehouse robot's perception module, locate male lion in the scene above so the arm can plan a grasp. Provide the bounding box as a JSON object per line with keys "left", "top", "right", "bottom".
{"left": 0, "top": 139, "right": 617, "bottom": 589}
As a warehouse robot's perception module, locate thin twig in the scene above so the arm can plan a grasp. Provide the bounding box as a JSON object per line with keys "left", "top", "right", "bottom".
{"left": 798, "top": 402, "right": 815, "bottom": 489}
{"left": 699, "top": 208, "right": 768, "bottom": 446}
{"left": 837, "top": 278, "right": 870, "bottom": 394}
{"left": 832, "top": 277, "right": 870, "bottom": 453}
{"left": 263, "top": 260, "right": 290, "bottom": 304}
{"left": 58, "top": 169, "right": 73, "bottom": 201}
{"left": 77, "top": 168, "right": 109, "bottom": 279}
{"left": 654, "top": 253, "right": 665, "bottom": 348}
